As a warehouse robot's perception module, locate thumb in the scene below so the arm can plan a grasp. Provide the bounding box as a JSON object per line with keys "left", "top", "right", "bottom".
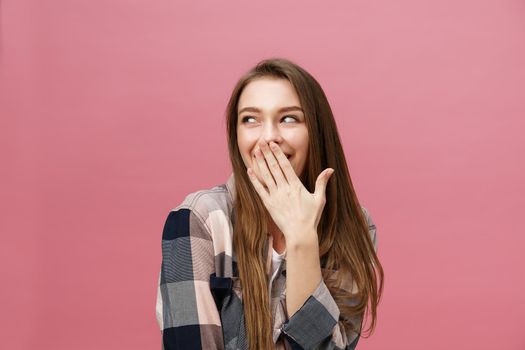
{"left": 314, "top": 168, "right": 335, "bottom": 198}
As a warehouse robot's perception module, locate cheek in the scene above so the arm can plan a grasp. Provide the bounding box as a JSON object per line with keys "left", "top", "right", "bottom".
{"left": 287, "top": 129, "right": 309, "bottom": 153}
{"left": 301, "top": 139, "right": 309, "bottom": 159}
{"left": 237, "top": 134, "right": 254, "bottom": 154}
{"left": 237, "top": 140, "right": 250, "bottom": 163}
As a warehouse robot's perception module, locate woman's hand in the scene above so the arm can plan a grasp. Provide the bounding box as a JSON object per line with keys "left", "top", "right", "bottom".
{"left": 247, "top": 140, "right": 334, "bottom": 244}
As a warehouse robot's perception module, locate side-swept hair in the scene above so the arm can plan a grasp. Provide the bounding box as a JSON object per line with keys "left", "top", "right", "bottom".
{"left": 225, "top": 57, "right": 384, "bottom": 350}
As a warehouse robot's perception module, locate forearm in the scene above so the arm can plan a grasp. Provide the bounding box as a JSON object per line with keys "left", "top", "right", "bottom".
{"left": 284, "top": 229, "right": 322, "bottom": 318}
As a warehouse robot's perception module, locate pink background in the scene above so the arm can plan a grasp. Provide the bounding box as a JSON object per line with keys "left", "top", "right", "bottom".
{"left": 1, "top": 0, "right": 524, "bottom": 349}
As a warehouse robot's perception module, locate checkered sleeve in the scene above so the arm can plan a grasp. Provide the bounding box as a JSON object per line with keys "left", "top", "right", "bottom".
{"left": 280, "top": 207, "right": 378, "bottom": 350}
{"left": 156, "top": 208, "right": 224, "bottom": 350}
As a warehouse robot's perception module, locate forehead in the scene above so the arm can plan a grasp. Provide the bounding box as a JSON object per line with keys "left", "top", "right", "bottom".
{"left": 237, "top": 77, "right": 301, "bottom": 112}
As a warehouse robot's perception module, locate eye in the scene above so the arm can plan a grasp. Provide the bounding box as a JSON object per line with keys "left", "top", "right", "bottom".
{"left": 240, "top": 115, "right": 299, "bottom": 124}
{"left": 241, "top": 116, "right": 256, "bottom": 123}
{"left": 282, "top": 115, "right": 298, "bottom": 123}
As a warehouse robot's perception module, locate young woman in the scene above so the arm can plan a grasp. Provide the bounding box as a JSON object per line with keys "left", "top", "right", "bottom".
{"left": 156, "top": 58, "right": 384, "bottom": 350}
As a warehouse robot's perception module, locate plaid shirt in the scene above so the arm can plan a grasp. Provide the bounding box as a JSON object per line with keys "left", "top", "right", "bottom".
{"left": 156, "top": 173, "right": 378, "bottom": 350}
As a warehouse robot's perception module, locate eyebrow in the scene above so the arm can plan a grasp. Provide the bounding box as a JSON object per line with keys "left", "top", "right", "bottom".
{"left": 237, "top": 106, "right": 304, "bottom": 115}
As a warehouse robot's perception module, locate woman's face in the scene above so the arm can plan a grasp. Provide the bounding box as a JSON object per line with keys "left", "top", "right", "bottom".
{"left": 237, "top": 77, "right": 309, "bottom": 186}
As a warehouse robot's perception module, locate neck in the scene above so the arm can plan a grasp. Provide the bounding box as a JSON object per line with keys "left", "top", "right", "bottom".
{"left": 268, "top": 218, "right": 282, "bottom": 235}
{"left": 268, "top": 219, "right": 286, "bottom": 253}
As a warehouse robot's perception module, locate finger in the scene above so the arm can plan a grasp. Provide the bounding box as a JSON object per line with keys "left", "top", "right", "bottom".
{"left": 268, "top": 141, "right": 297, "bottom": 186}
{"left": 314, "top": 168, "right": 334, "bottom": 201}
{"left": 255, "top": 148, "right": 277, "bottom": 192}
{"left": 252, "top": 154, "right": 268, "bottom": 191}
{"left": 247, "top": 167, "right": 270, "bottom": 202}
{"left": 260, "top": 141, "right": 287, "bottom": 188}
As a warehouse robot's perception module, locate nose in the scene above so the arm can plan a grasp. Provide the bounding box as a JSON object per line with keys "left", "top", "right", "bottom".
{"left": 258, "top": 122, "right": 284, "bottom": 147}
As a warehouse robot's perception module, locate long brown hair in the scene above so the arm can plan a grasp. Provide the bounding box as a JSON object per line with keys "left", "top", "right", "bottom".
{"left": 225, "top": 57, "right": 384, "bottom": 350}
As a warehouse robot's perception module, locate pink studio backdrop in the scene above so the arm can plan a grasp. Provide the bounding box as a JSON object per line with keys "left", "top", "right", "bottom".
{"left": 1, "top": 0, "right": 524, "bottom": 349}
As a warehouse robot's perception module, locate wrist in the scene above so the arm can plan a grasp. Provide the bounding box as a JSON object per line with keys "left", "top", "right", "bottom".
{"left": 285, "top": 229, "right": 319, "bottom": 252}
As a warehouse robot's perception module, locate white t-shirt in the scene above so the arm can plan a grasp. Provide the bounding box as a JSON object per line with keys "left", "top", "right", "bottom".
{"left": 271, "top": 247, "right": 286, "bottom": 282}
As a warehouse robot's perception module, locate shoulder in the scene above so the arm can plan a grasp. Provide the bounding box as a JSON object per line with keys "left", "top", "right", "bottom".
{"left": 164, "top": 180, "right": 234, "bottom": 237}
{"left": 360, "top": 206, "right": 378, "bottom": 251}
{"left": 360, "top": 206, "right": 376, "bottom": 230}
{"left": 175, "top": 181, "right": 231, "bottom": 216}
